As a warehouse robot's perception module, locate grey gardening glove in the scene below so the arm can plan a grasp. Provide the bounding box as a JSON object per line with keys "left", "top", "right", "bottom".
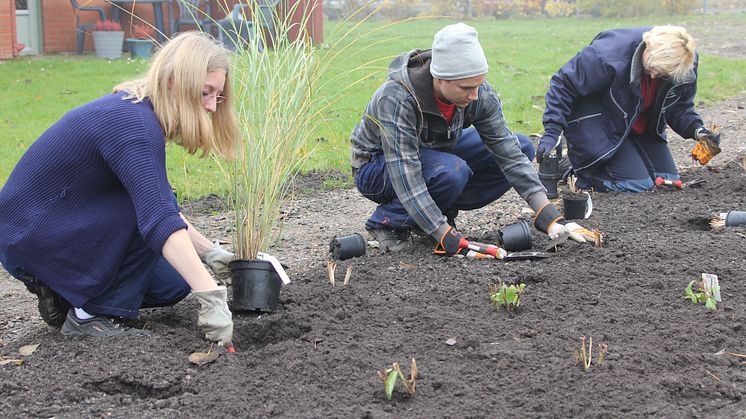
{"left": 200, "top": 241, "right": 234, "bottom": 275}
{"left": 193, "top": 286, "right": 233, "bottom": 346}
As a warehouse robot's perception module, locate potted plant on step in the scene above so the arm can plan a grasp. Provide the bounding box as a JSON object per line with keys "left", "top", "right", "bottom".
{"left": 92, "top": 19, "right": 124, "bottom": 59}
{"left": 127, "top": 23, "right": 156, "bottom": 59}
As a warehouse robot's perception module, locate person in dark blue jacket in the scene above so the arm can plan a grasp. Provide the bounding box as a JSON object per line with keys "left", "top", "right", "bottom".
{"left": 0, "top": 32, "right": 238, "bottom": 343}
{"left": 537, "top": 25, "right": 720, "bottom": 193}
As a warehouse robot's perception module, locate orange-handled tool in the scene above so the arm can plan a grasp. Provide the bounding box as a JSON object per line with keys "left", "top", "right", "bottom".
{"left": 655, "top": 177, "right": 683, "bottom": 189}
{"left": 459, "top": 238, "right": 503, "bottom": 259}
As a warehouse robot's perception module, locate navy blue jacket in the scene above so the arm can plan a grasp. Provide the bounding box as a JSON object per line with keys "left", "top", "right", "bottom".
{"left": 0, "top": 92, "right": 186, "bottom": 307}
{"left": 542, "top": 27, "right": 703, "bottom": 172}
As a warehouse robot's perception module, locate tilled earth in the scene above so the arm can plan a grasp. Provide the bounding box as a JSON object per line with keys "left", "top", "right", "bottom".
{"left": 2, "top": 23, "right": 746, "bottom": 418}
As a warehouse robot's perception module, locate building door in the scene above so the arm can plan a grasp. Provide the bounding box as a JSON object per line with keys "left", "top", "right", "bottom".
{"left": 15, "top": 0, "right": 42, "bottom": 55}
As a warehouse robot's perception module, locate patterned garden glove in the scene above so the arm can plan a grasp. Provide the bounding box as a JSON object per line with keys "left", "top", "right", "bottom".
{"left": 695, "top": 126, "right": 721, "bottom": 146}
{"left": 200, "top": 241, "right": 234, "bottom": 275}
{"left": 433, "top": 226, "right": 466, "bottom": 255}
{"left": 193, "top": 287, "right": 233, "bottom": 346}
{"left": 548, "top": 222, "right": 597, "bottom": 243}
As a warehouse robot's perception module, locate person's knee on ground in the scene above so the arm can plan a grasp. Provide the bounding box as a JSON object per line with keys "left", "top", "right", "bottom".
{"left": 576, "top": 172, "right": 655, "bottom": 193}
{"left": 516, "top": 133, "right": 536, "bottom": 161}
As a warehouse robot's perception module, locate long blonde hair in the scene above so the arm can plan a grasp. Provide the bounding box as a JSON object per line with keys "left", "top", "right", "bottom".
{"left": 114, "top": 31, "right": 239, "bottom": 159}
{"left": 642, "top": 25, "right": 696, "bottom": 84}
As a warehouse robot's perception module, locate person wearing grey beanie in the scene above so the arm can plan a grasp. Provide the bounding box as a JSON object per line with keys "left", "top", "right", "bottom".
{"left": 350, "top": 23, "right": 595, "bottom": 256}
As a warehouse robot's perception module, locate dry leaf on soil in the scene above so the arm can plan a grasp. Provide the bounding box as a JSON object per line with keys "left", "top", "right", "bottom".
{"left": 189, "top": 351, "right": 219, "bottom": 366}
{"left": 19, "top": 344, "right": 40, "bottom": 356}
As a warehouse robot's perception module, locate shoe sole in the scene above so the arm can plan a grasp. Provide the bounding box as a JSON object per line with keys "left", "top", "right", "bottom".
{"left": 25, "top": 283, "right": 70, "bottom": 328}
{"left": 61, "top": 315, "right": 150, "bottom": 337}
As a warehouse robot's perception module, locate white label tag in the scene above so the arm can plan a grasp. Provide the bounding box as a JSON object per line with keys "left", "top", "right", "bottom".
{"left": 702, "top": 273, "right": 721, "bottom": 302}
{"left": 257, "top": 252, "right": 291, "bottom": 285}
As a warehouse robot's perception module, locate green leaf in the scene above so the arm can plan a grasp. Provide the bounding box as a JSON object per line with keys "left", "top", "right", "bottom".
{"left": 705, "top": 298, "right": 717, "bottom": 311}
{"left": 384, "top": 370, "right": 398, "bottom": 400}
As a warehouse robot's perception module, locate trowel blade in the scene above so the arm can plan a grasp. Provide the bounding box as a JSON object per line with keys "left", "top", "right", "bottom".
{"left": 504, "top": 251, "right": 551, "bottom": 261}
{"left": 545, "top": 232, "right": 570, "bottom": 252}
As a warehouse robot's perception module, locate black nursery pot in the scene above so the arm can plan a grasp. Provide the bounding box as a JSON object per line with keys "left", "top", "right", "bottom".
{"left": 538, "top": 155, "right": 561, "bottom": 199}
{"left": 330, "top": 233, "right": 366, "bottom": 261}
{"left": 497, "top": 220, "right": 532, "bottom": 252}
{"left": 725, "top": 210, "right": 746, "bottom": 227}
{"left": 563, "top": 194, "right": 590, "bottom": 220}
{"left": 229, "top": 259, "right": 282, "bottom": 312}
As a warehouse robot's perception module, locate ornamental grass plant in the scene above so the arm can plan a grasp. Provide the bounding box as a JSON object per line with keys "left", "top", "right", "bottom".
{"left": 207, "top": 0, "right": 388, "bottom": 260}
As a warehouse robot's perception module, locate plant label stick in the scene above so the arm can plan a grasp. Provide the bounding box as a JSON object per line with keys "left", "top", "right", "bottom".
{"left": 257, "top": 252, "right": 291, "bottom": 284}
{"left": 702, "top": 273, "right": 721, "bottom": 302}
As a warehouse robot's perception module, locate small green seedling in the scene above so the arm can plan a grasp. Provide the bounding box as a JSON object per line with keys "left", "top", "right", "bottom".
{"left": 684, "top": 278, "right": 719, "bottom": 311}
{"left": 377, "top": 358, "right": 417, "bottom": 401}
{"left": 575, "top": 336, "right": 608, "bottom": 371}
{"left": 488, "top": 281, "right": 526, "bottom": 311}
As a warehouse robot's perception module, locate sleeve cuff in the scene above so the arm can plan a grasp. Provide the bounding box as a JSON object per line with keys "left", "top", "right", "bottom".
{"left": 534, "top": 203, "right": 564, "bottom": 233}
{"left": 147, "top": 214, "right": 188, "bottom": 254}
{"left": 684, "top": 121, "right": 703, "bottom": 140}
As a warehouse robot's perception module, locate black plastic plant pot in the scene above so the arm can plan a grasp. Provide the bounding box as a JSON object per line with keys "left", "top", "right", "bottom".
{"left": 229, "top": 259, "right": 282, "bottom": 312}
{"left": 330, "top": 233, "right": 366, "bottom": 261}
{"left": 725, "top": 210, "right": 746, "bottom": 227}
{"left": 563, "top": 193, "right": 591, "bottom": 220}
{"left": 538, "top": 155, "right": 561, "bottom": 199}
{"left": 497, "top": 220, "right": 532, "bottom": 252}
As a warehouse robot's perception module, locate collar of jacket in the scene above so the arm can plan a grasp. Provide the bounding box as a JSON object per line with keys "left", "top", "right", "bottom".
{"left": 392, "top": 49, "right": 442, "bottom": 117}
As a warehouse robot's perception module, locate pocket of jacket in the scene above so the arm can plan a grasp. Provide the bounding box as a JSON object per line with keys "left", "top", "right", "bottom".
{"left": 568, "top": 113, "right": 602, "bottom": 125}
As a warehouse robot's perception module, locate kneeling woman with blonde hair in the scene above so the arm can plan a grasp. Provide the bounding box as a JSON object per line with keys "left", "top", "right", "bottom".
{"left": 0, "top": 32, "right": 239, "bottom": 344}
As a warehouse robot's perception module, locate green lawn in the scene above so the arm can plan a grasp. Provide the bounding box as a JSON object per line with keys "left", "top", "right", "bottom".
{"left": 2, "top": 15, "right": 745, "bottom": 199}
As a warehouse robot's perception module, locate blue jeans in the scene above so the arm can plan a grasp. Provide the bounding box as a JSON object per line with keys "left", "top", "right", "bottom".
{"left": 575, "top": 133, "right": 679, "bottom": 193}
{"left": 0, "top": 231, "right": 190, "bottom": 318}
{"left": 356, "top": 128, "right": 535, "bottom": 231}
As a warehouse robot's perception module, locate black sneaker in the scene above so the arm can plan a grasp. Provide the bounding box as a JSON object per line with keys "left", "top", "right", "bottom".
{"left": 24, "top": 280, "right": 70, "bottom": 328}
{"left": 444, "top": 210, "right": 459, "bottom": 229}
{"left": 61, "top": 310, "right": 150, "bottom": 337}
{"left": 367, "top": 228, "right": 412, "bottom": 253}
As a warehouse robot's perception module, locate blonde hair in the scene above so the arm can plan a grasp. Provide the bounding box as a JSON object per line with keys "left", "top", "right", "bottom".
{"left": 114, "top": 31, "right": 240, "bottom": 159}
{"left": 642, "top": 25, "right": 696, "bottom": 84}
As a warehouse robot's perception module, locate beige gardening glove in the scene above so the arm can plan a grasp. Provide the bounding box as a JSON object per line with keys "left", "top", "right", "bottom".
{"left": 548, "top": 222, "right": 597, "bottom": 243}
{"left": 193, "top": 286, "right": 233, "bottom": 346}
{"left": 200, "top": 241, "right": 234, "bottom": 275}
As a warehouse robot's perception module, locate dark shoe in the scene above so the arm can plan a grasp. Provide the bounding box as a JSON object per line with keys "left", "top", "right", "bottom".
{"left": 24, "top": 281, "right": 70, "bottom": 328}
{"left": 367, "top": 228, "right": 412, "bottom": 253}
{"left": 61, "top": 310, "right": 150, "bottom": 337}
{"left": 444, "top": 210, "right": 459, "bottom": 229}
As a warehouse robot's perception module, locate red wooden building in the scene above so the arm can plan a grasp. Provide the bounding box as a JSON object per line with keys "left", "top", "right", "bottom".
{"left": 0, "top": 0, "right": 323, "bottom": 59}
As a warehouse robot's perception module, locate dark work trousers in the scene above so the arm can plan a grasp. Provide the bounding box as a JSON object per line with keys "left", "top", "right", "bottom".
{"left": 0, "top": 230, "right": 191, "bottom": 319}
{"left": 356, "top": 127, "right": 535, "bottom": 231}
{"left": 575, "top": 133, "right": 679, "bottom": 193}
{"left": 0, "top": 192, "right": 192, "bottom": 318}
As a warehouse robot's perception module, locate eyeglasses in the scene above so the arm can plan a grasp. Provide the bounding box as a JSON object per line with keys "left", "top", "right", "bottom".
{"left": 202, "top": 91, "right": 226, "bottom": 104}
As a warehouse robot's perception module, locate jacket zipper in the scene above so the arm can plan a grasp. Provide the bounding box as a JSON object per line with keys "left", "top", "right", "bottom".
{"left": 655, "top": 79, "right": 693, "bottom": 135}
{"left": 609, "top": 89, "right": 628, "bottom": 121}
{"left": 568, "top": 113, "right": 602, "bottom": 124}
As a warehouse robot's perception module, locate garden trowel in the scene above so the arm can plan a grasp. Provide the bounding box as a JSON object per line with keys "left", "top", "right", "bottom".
{"left": 545, "top": 232, "right": 570, "bottom": 251}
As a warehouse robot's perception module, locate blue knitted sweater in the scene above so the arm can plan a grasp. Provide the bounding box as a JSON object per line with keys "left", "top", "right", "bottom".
{"left": 0, "top": 92, "right": 187, "bottom": 307}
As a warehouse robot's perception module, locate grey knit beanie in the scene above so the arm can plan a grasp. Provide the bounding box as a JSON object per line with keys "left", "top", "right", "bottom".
{"left": 430, "top": 23, "right": 489, "bottom": 80}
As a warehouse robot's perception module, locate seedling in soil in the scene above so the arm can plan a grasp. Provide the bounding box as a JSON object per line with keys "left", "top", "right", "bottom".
{"left": 377, "top": 358, "right": 417, "bottom": 400}
{"left": 575, "top": 336, "right": 608, "bottom": 371}
{"left": 325, "top": 260, "right": 353, "bottom": 287}
{"left": 488, "top": 281, "right": 526, "bottom": 311}
{"left": 684, "top": 277, "right": 720, "bottom": 311}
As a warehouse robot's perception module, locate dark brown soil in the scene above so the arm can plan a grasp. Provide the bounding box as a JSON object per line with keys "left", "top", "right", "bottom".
{"left": 3, "top": 24, "right": 746, "bottom": 418}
